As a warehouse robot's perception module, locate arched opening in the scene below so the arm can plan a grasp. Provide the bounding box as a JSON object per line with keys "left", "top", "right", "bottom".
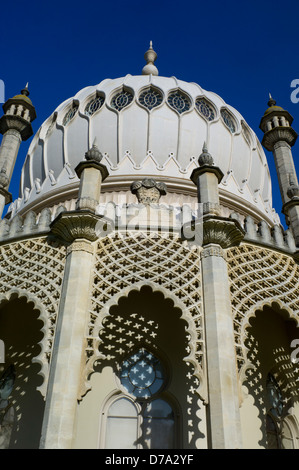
{"left": 242, "top": 304, "right": 299, "bottom": 449}
{"left": 74, "top": 285, "right": 206, "bottom": 449}
{"left": 0, "top": 296, "right": 45, "bottom": 449}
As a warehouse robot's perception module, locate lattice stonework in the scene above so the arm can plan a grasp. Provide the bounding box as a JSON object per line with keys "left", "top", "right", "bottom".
{"left": 227, "top": 243, "right": 299, "bottom": 371}
{"left": 84, "top": 232, "right": 204, "bottom": 397}
{"left": 0, "top": 238, "right": 66, "bottom": 396}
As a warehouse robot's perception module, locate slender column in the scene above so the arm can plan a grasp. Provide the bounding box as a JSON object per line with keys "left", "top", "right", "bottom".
{"left": 40, "top": 141, "right": 110, "bottom": 448}
{"left": 201, "top": 244, "right": 242, "bottom": 448}
{"left": 191, "top": 144, "right": 244, "bottom": 448}
{"left": 40, "top": 240, "right": 94, "bottom": 448}
{"left": 0, "top": 129, "right": 22, "bottom": 180}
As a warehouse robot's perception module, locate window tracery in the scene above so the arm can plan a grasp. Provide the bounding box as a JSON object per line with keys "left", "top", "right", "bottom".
{"left": 138, "top": 87, "right": 163, "bottom": 111}
{"left": 220, "top": 108, "right": 236, "bottom": 133}
{"left": 118, "top": 348, "right": 165, "bottom": 400}
{"left": 167, "top": 90, "right": 191, "bottom": 114}
{"left": 84, "top": 95, "right": 105, "bottom": 116}
{"left": 195, "top": 98, "right": 215, "bottom": 121}
{"left": 62, "top": 104, "right": 79, "bottom": 126}
{"left": 110, "top": 90, "right": 133, "bottom": 111}
{"left": 104, "top": 347, "right": 175, "bottom": 449}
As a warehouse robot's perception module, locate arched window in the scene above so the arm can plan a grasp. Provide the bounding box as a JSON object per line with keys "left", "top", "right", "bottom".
{"left": 106, "top": 397, "right": 138, "bottom": 449}
{"left": 265, "top": 373, "right": 298, "bottom": 449}
{"left": 102, "top": 348, "right": 177, "bottom": 449}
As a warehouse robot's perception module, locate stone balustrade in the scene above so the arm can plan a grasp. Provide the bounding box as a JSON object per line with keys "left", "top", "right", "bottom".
{"left": 0, "top": 204, "right": 297, "bottom": 254}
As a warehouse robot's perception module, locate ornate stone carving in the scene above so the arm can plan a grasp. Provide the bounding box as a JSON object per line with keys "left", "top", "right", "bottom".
{"left": 200, "top": 244, "right": 225, "bottom": 259}
{"left": 198, "top": 142, "right": 214, "bottom": 166}
{"left": 84, "top": 140, "right": 103, "bottom": 162}
{"left": 131, "top": 178, "right": 167, "bottom": 204}
{"left": 50, "top": 210, "right": 112, "bottom": 243}
{"left": 191, "top": 215, "right": 245, "bottom": 248}
{"left": 66, "top": 239, "right": 94, "bottom": 255}
{"left": 262, "top": 127, "right": 298, "bottom": 151}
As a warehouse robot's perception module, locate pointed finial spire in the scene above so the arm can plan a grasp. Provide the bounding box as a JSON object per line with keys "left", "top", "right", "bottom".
{"left": 142, "top": 41, "right": 158, "bottom": 76}
{"left": 85, "top": 138, "right": 103, "bottom": 162}
{"left": 21, "top": 82, "right": 30, "bottom": 97}
{"left": 198, "top": 142, "right": 214, "bottom": 166}
{"left": 268, "top": 93, "right": 276, "bottom": 107}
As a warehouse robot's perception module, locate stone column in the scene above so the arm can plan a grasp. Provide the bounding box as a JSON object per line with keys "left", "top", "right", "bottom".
{"left": 200, "top": 224, "right": 244, "bottom": 449}
{"left": 40, "top": 239, "right": 95, "bottom": 449}
{"left": 40, "top": 142, "right": 110, "bottom": 448}
{"left": 191, "top": 144, "right": 244, "bottom": 448}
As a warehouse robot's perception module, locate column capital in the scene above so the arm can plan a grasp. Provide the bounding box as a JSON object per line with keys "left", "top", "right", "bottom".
{"left": 50, "top": 210, "right": 113, "bottom": 243}
{"left": 75, "top": 160, "right": 109, "bottom": 181}
{"left": 200, "top": 243, "right": 226, "bottom": 259}
{"left": 191, "top": 215, "right": 245, "bottom": 249}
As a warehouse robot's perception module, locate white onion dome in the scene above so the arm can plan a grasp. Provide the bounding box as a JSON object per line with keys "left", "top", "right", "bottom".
{"left": 11, "top": 52, "right": 279, "bottom": 225}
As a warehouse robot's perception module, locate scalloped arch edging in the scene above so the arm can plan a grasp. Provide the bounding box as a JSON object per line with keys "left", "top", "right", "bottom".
{"left": 80, "top": 281, "right": 207, "bottom": 404}
{"left": 0, "top": 288, "right": 51, "bottom": 398}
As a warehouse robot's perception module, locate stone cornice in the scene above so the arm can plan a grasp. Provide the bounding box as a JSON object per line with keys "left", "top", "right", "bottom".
{"left": 75, "top": 160, "right": 109, "bottom": 181}
{"left": 190, "top": 164, "right": 224, "bottom": 186}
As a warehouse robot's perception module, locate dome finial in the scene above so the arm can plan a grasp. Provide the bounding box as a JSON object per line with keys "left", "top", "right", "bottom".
{"left": 21, "top": 82, "right": 30, "bottom": 97}
{"left": 142, "top": 41, "right": 158, "bottom": 76}
{"left": 85, "top": 138, "right": 103, "bottom": 162}
{"left": 268, "top": 93, "right": 276, "bottom": 107}
{"left": 198, "top": 142, "right": 214, "bottom": 166}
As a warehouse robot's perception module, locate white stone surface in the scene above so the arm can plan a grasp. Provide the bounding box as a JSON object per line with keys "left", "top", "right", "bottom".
{"left": 12, "top": 75, "right": 278, "bottom": 224}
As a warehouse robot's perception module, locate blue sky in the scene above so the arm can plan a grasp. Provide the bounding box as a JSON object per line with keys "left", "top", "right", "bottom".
{"left": 1, "top": 0, "right": 299, "bottom": 225}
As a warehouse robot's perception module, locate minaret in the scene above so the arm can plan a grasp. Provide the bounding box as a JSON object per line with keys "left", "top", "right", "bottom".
{"left": 0, "top": 84, "right": 36, "bottom": 217}
{"left": 260, "top": 95, "right": 299, "bottom": 245}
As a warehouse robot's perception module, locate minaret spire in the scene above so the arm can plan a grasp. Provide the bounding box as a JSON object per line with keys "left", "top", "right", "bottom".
{"left": 260, "top": 96, "right": 299, "bottom": 246}
{"left": 0, "top": 85, "right": 36, "bottom": 217}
